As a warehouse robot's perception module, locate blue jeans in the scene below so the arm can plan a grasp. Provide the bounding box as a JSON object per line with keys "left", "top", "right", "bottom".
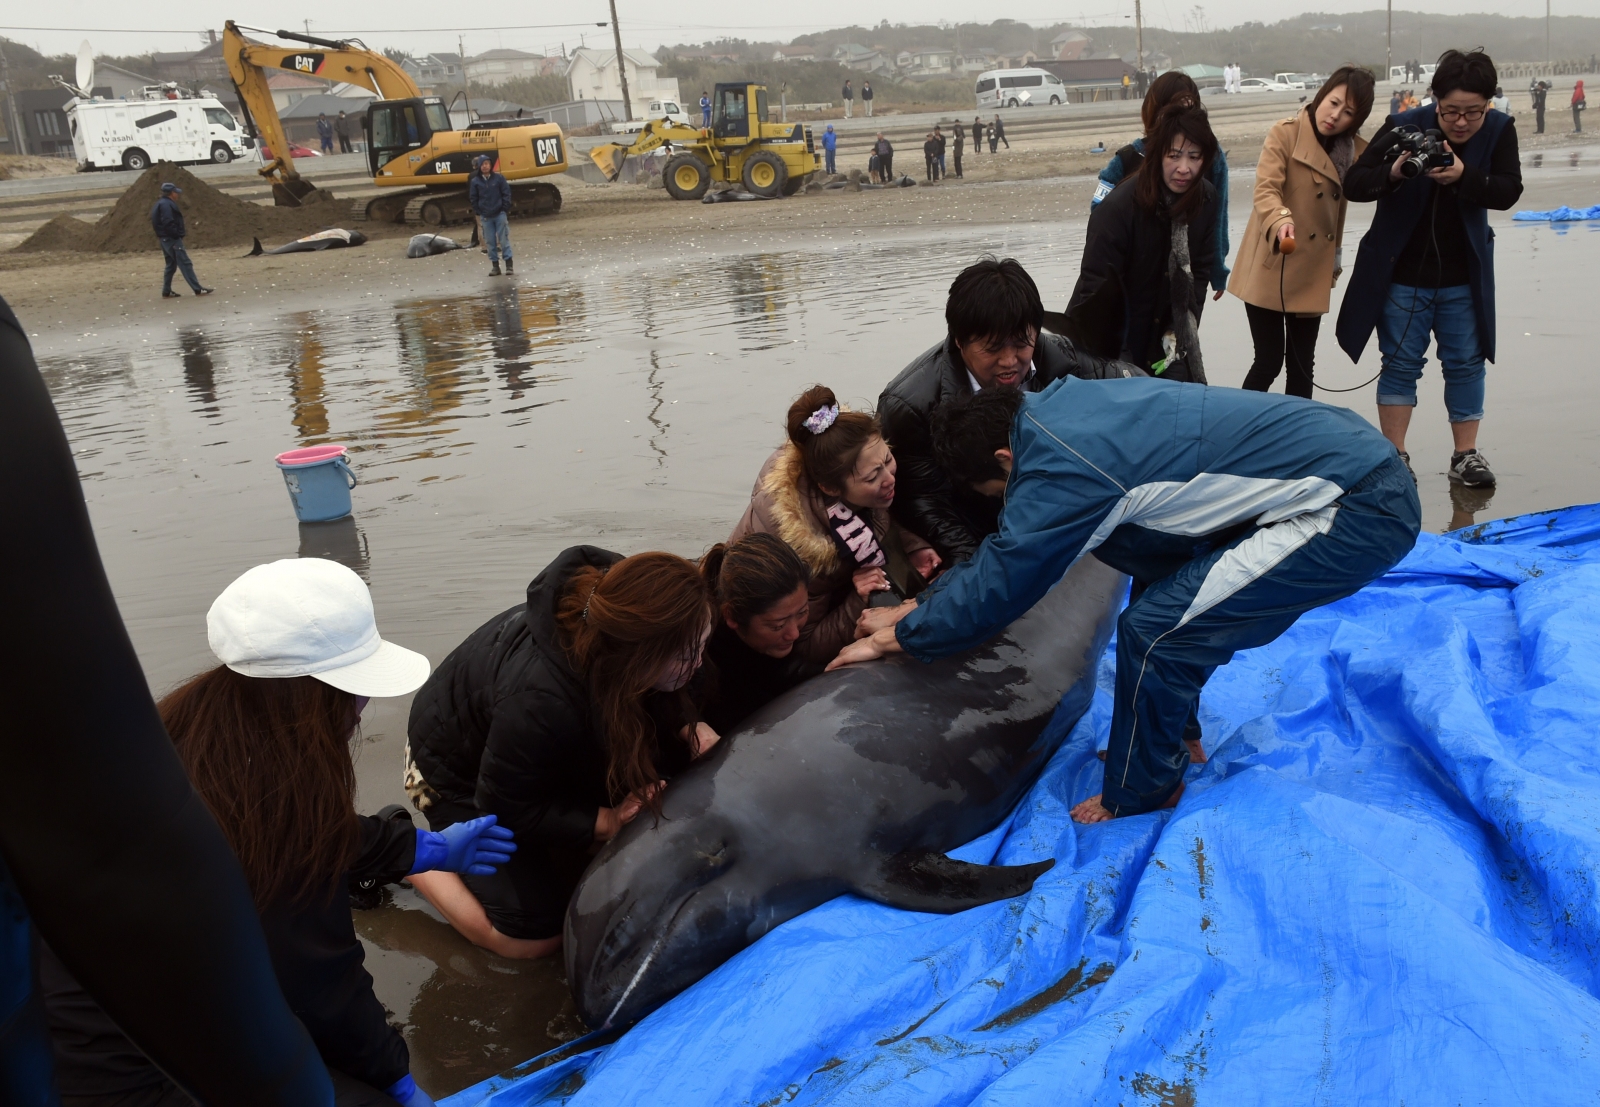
{"left": 1376, "top": 283, "right": 1486, "bottom": 423}
{"left": 824, "top": 149, "right": 836, "bottom": 174}
{"left": 482, "top": 213, "right": 511, "bottom": 265}
{"left": 159, "top": 237, "right": 201, "bottom": 293}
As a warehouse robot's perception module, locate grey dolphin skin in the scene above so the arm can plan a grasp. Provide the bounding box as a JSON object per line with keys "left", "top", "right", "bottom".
{"left": 405, "top": 233, "right": 467, "bottom": 258}
{"left": 566, "top": 555, "right": 1128, "bottom": 1029}
{"left": 245, "top": 229, "right": 368, "bottom": 256}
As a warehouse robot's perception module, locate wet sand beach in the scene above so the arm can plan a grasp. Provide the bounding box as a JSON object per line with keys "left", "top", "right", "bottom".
{"left": 6, "top": 141, "right": 1599, "bottom": 1096}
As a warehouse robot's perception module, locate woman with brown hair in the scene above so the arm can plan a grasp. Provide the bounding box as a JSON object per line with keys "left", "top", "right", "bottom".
{"left": 1091, "top": 70, "right": 1231, "bottom": 299}
{"left": 43, "top": 558, "right": 513, "bottom": 1107}
{"left": 699, "top": 532, "right": 821, "bottom": 734}
{"left": 1232, "top": 66, "right": 1375, "bottom": 397}
{"left": 728, "top": 385, "right": 940, "bottom": 666}
{"left": 404, "top": 546, "right": 719, "bottom": 960}
{"left": 1067, "top": 102, "right": 1222, "bottom": 381}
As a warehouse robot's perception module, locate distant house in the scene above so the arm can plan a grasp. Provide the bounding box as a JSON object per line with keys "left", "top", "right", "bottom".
{"left": 1309, "top": 22, "right": 1343, "bottom": 32}
{"left": 267, "top": 72, "right": 376, "bottom": 115}
{"left": 1050, "top": 30, "right": 1093, "bottom": 61}
{"left": 565, "top": 47, "right": 679, "bottom": 105}
{"left": 466, "top": 49, "right": 553, "bottom": 85}
{"left": 771, "top": 45, "right": 819, "bottom": 63}
{"left": 906, "top": 48, "right": 956, "bottom": 77}
{"left": 16, "top": 88, "right": 73, "bottom": 156}
{"left": 400, "top": 53, "right": 464, "bottom": 90}
{"left": 958, "top": 50, "right": 1003, "bottom": 74}
{"left": 278, "top": 93, "right": 371, "bottom": 147}
{"left": 833, "top": 44, "right": 893, "bottom": 74}
{"left": 150, "top": 36, "right": 231, "bottom": 97}
{"left": 87, "top": 62, "right": 157, "bottom": 100}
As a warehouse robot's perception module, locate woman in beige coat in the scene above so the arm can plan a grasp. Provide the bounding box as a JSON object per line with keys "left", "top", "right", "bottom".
{"left": 1231, "top": 67, "right": 1375, "bottom": 397}
{"left": 729, "top": 385, "right": 939, "bottom": 665}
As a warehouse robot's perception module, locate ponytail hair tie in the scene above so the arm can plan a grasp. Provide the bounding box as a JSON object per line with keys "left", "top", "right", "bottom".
{"left": 803, "top": 403, "right": 840, "bottom": 435}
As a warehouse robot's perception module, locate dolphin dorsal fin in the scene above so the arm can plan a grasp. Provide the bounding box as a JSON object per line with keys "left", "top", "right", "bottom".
{"left": 854, "top": 851, "right": 1054, "bottom": 914}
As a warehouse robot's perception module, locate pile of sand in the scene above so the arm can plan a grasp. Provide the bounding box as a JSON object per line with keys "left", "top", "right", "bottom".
{"left": 15, "top": 163, "right": 354, "bottom": 254}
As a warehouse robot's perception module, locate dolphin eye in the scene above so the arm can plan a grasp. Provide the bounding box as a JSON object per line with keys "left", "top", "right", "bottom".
{"left": 696, "top": 844, "right": 729, "bottom": 868}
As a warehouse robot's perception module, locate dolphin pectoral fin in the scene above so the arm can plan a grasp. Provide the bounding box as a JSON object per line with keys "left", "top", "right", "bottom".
{"left": 854, "top": 851, "right": 1055, "bottom": 914}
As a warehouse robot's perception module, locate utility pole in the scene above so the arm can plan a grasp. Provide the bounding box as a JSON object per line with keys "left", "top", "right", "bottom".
{"left": 459, "top": 35, "right": 473, "bottom": 122}
{"left": 1134, "top": 0, "right": 1144, "bottom": 72}
{"left": 1546, "top": 0, "right": 1551, "bottom": 66}
{"left": 1386, "top": 0, "right": 1392, "bottom": 81}
{"left": 609, "top": 0, "right": 632, "bottom": 122}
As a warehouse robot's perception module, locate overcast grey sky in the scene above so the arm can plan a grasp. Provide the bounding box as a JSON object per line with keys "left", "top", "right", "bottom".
{"left": 4, "top": 0, "right": 1563, "bottom": 60}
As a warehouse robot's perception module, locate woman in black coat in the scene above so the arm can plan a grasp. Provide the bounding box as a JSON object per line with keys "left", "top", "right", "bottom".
{"left": 1065, "top": 102, "right": 1220, "bottom": 382}
{"left": 405, "top": 547, "right": 719, "bottom": 958}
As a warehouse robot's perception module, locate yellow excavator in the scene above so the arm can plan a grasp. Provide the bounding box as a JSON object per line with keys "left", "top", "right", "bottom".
{"left": 223, "top": 21, "right": 568, "bottom": 225}
{"left": 589, "top": 82, "right": 818, "bottom": 200}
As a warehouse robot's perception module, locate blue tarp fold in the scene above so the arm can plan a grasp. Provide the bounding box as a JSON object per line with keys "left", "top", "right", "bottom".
{"left": 444, "top": 503, "right": 1600, "bottom": 1107}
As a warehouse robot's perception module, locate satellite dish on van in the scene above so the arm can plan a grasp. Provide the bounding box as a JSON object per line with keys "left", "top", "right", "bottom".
{"left": 76, "top": 41, "right": 95, "bottom": 96}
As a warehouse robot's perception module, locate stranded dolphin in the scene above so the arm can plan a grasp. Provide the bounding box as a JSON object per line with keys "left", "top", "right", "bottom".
{"left": 246, "top": 228, "right": 368, "bottom": 256}
{"left": 405, "top": 233, "right": 467, "bottom": 258}
{"left": 566, "top": 554, "right": 1127, "bottom": 1029}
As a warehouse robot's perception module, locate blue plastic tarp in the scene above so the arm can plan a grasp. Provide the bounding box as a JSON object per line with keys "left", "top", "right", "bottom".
{"left": 443, "top": 503, "right": 1600, "bottom": 1107}
{"left": 1512, "top": 204, "right": 1600, "bottom": 221}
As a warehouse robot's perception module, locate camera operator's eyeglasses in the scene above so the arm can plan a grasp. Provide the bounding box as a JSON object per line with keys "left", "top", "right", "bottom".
{"left": 1437, "top": 107, "right": 1486, "bottom": 122}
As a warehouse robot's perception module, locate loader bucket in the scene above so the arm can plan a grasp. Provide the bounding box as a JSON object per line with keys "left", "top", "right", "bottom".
{"left": 588, "top": 143, "right": 630, "bottom": 182}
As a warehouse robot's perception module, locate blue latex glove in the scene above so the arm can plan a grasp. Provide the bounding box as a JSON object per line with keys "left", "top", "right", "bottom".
{"left": 407, "top": 815, "right": 516, "bottom": 876}
{"left": 386, "top": 1074, "right": 437, "bottom": 1107}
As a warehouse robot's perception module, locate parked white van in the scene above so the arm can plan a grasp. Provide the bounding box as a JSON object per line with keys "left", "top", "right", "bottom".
{"left": 68, "top": 95, "right": 249, "bottom": 172}
{"left": 975, "top": 68, "right": 1067, "bottom": 109}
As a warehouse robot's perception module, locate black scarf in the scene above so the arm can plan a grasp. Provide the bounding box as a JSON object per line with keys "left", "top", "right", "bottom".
{"left": 824, "top": 501, "right": 886, "bottom": 569}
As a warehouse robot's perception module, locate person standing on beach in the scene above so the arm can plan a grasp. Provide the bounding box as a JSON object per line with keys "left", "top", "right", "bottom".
{"left": 873, "top": 133, "right": 895, "bottom": 182}
{"left": 1531, "top": 80, "right": 1547, "bottom": 134}
{"left": 933, "top": 125, "right": 947, "bottom": 178}
{"left": 469, "top": 156, "right": 514, "bottom": 277}
{"left": 863, "top": 81, "right": 874, "bottom": 117}
{"left": 822, "top": 123, "right": 838, "bottom": 175}
{"left": 990, "top": 114, "right": 1008, "bottom": 151}
{"left": 1574, "top": 80, "right": 1587, "bottom": 133}
{"left": 952, "top": 121, "right": 965, "bottom": 178}
{"left": 315, "top": 113, "right": 333, "bottom": 155}
{"left": 923, "top": 133, "right": 940, "bottom": 181}
{"left": 842, "top": 79, "right": 854, "bottom": 119}
{"left": 971, "top": 117, "right": 985, "bottom": 158}
{"left": 151, "top": 182, "right": 212, "bottom": 299}
{"left": 334, "top": 110, "right": 352, "bottom": 153}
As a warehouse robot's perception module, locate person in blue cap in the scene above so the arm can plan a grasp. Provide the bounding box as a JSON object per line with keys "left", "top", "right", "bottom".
{"left": 468, "top": 155, "right": 514, "bottom": 277}
{"left": 150, "top": 182, "right": 212, "bottom": 299}
{"left": 833, "top": 378, "right": 1420, "bottom": 824}
{"left": 822, "top": 123, "right": 838, "bottom": 175}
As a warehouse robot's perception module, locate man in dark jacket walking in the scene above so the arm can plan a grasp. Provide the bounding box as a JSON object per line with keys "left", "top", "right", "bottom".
{"left": 952, "top": 121, "right": 965, "bottom": 178}
{"left": 862, "top": 81, "right": 874, "bottom": 117}
{"left": 334, "top": 110, "right": 352, "bottom": 152}
{"left": 150, "top": 182, "right": 211, "bottom": 298}
{"left": 468, "top": 155, "right": 515, "bottom": 276}
{"left": 923, "top": 133, "right": 940, "bottom": 180}
{"left": 990, "top": 114, "right": 1008, "bottom": 152}
{"left": 876, "top": 257, "right": 1141, "bottom": 566}
{"left": 315, "top": 113, "right": 334, "bottom": 154}
{"left": 1336, "top": 49, "right": 1522, "bottom": 488}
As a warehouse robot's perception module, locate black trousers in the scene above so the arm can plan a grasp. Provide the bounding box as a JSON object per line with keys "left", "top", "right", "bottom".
{"left": 1241, "top": 302, "right": 1321, "bottom": 399}
{"left": 1535, "top": 106, "right": 1545, "bottom": 133}
{"left": 337, "top": 133, "right": 352, "bottom": 152}
{"left": 953, "top": 146, "right": 963, "bottom": 176}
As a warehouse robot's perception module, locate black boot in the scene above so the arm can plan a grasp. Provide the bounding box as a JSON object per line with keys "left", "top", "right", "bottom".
{"left": 504, "top": 258, "right": 514, "bottom": 275}
{"left": 489, "top": 262, "right": 501, "bottom": 276}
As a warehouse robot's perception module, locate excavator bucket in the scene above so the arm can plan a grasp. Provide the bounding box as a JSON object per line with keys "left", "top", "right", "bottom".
{"left": 588, "top": 142, "right": 632, "bottom": 182}
{"left": 271, "top": 177, "right": 336, "bottom": 208}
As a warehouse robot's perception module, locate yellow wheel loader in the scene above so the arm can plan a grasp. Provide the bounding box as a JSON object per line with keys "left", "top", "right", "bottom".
{"left": 589, "top": 83, "right": 819, "bottom": 200}
{"left": 223, "top": 22, "right": 569, "bottom": 225}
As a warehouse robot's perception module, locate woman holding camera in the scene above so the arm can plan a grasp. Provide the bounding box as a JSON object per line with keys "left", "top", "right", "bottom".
{"left": 1232, "top": 67, "right": 1375, "bottom": 397}
{"left": 728, "top": 385, "right": 940, "bottom": 666}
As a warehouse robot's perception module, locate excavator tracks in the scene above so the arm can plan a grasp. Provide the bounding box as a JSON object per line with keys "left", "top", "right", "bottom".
{"left": 362, "top": 183, "right": 562, "bottom": 226}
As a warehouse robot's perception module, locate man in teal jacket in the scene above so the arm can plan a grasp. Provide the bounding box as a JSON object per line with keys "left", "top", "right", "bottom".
{"left": 832, "top": 378, "right": 1419, "bottom": 822}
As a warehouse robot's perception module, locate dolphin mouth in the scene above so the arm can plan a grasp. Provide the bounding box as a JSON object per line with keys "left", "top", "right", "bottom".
{"left": 598, "top": 891, "right": 697, "bottom": 1029}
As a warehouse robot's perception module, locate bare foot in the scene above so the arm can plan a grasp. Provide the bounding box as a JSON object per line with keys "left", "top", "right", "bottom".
{"left": 1184, "top": 737, "right": 1207, "bottom": 764}
{"left": 1071, "top": 795, "right": 1116, "bottom": 823}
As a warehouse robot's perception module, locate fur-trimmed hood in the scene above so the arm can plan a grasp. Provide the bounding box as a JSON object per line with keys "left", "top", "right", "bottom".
{"left": 747, "top": 443, "right": 892, "bottom": 580}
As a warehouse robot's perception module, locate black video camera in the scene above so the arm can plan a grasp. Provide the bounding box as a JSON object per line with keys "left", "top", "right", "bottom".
{"left": 1389, "top": 126, "right": 1455, "bottom": 179}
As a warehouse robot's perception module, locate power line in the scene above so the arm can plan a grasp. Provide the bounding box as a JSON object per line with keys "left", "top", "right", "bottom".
{"left": 0, "top": 22, "right": 609, "bottom": 34}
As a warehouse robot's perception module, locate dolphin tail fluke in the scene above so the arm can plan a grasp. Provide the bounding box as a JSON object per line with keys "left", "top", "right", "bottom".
{"left": 856, "top": 852, "right": 1055, "bottom": 914}
{"left": 246, "top": 237, "right": 263, "bottom": 257}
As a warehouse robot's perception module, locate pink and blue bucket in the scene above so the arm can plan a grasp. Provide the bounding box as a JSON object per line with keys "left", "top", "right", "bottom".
{"left": 275, "top": 445, "right": 358, "bottom": 522}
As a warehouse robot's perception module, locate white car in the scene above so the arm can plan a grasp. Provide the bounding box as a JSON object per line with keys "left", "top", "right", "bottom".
{"left": 1238, "top": 77, "right": 1295, "bottom": 93}
{"left": 614, "top": 99, "right": 692, "bottom": 133}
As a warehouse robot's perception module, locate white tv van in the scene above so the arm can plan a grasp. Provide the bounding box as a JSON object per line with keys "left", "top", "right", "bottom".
{"left": 68, "top": 95, "right": 250, "bottom": 172}
{"left": 975, "top": 68, "right": 1067, "bottom": 109}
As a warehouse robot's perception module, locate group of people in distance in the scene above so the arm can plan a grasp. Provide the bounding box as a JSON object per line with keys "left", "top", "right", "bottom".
{"left": 21, "top": 46, "right": 1524, "bottom": 1107}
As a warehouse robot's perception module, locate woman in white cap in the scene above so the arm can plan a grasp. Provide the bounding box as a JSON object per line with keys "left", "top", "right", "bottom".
{"left": 42, "top": 558, "right": 513, "bottom": 1107}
